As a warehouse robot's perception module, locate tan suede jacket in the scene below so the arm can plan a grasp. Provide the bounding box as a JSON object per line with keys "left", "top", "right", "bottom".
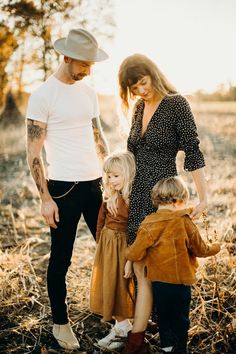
{"left": 125, "top": 208, "right": 220, "bottom": 285}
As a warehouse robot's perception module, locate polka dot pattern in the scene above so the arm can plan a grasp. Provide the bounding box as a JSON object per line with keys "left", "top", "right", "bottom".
{"left": 127, "top": 94, "right": 205, "bottom": 244}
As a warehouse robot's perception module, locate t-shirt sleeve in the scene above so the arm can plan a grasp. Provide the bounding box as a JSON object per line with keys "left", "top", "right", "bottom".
{"left": 175, "top": 95, "right": 205, "bottom": 171}
{"left": 26, "top": 92, "right": 49, "bottom": 123}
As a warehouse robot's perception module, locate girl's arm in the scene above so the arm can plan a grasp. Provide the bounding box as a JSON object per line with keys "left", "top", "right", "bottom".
{"left": 96, "top": 203, "right": 106, "bottom": 243}
{"left": 190, "top": 167, "right": 208, "bottom": 219}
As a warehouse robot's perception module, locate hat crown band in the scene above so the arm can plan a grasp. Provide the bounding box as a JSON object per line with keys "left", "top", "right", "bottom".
{"left": 65, "top": 32, "right": 98, "bottom": 57}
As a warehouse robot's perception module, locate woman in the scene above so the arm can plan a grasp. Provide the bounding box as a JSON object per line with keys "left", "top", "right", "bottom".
{"left": 118, "top": 54, "right": 207, "bottom": 354}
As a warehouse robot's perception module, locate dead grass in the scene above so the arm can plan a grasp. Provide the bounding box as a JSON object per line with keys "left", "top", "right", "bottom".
{"left": 0, "top": 124, "right": 26, "bottom": 156}
{"left": 0, "top": 100, "right": 235, "bottom": 353}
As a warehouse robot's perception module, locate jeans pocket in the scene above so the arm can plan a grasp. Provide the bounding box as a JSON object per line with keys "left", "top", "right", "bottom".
{"left": 90, "top": 177, "right": 102, "bottom": 194}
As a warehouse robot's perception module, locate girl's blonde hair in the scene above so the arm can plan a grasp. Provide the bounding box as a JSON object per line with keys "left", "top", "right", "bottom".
{"left": 102, "top": 151, "right": 136, "bottom": 211}
{"left": 118, "top": 53, "right": 177, "bottom": 113}
{"left": 151, "top": 176, "right": 189, "bottom": 208}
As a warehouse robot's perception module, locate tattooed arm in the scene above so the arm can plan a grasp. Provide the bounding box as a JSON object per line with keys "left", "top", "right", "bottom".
{"left": 26, "top": 119, "right": 59, "bottom": 228}
{"left": 92, "top": 116, "right": 109, "bottom": 161}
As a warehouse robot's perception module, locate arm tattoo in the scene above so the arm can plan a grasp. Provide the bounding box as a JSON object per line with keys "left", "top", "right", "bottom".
{"left": 92, "top": 117, "right": 109, "bottom": 159}
{"left": 93, "top": 127, "right": 107, "bottom": 158}
{"left": 27, "top": 119, "right": 46, "bottom": 141}
{"left": 32, "top": 157, "right": 44, "bottom": 194}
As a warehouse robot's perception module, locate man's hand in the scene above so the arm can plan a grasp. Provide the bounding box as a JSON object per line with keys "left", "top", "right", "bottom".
{"left": 41, "top": 199, "right": 59, "bottom": 229}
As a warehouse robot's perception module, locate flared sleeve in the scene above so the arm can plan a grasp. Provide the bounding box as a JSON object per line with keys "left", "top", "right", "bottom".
{"left": 175, "top": 95, "right": 205, "bottom": 171}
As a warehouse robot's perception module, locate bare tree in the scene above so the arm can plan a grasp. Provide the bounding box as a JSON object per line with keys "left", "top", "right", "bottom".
{"left": 1, "top": 0, "right": 116, "bottom": 94}
{"left": 0, "top": 25, "right": 18, "bottom": 107}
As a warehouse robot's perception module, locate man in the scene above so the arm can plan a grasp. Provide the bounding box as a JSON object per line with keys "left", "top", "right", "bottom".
{"left": 26, "top": 28, "right": 109, "bottom": 350}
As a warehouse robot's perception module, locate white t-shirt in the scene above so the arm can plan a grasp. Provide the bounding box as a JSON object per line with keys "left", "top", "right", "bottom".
{"left": 26, "top": 75, "right": 102, "bottom": 181}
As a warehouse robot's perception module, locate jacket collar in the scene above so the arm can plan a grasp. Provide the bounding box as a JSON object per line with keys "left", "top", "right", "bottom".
{"left": 144, "top": 207, "right": 193, "bottom": 223}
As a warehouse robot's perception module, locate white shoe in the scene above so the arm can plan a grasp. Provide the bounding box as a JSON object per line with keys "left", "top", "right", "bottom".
{"left": 98, "top": 323, "right": 132, "bottom": 350}
{"left": 53, "top": 323, "right": 80, "bottom": 350}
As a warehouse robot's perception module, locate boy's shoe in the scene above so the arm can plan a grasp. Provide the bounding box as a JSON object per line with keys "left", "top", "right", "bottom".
{"left": 121, "top": 331, "right": 149, "bottom": 354}
{"left": 52, "top": 323, "right": 80, "bottom": 350}
{"left": 98, "top": 322, "right": 132, "bottom": 349}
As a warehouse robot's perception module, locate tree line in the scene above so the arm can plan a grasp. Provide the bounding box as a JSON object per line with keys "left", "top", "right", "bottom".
{"left": 0, "top": 0, "right": 115, "bottom": 107}
{"left": 194, "top": 83, "right": 236, "bottom": 102}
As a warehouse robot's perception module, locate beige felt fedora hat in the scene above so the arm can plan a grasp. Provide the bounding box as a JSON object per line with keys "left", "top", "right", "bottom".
{"left": 53, "top": 28, "right": 109, "bottom": 62}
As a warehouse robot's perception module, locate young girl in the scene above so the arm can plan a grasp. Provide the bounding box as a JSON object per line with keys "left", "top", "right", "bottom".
{"left": 90, "top": 151, "right": 136, "bottom": 350}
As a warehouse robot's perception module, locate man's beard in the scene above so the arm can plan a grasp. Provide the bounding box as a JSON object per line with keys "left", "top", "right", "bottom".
{"left": 71, "top": 73, "right": 86, "bottom": 81}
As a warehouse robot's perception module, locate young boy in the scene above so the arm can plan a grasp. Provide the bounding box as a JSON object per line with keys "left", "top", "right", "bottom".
{"left": 125, "top": 176, "right": 220, "bottom": 354}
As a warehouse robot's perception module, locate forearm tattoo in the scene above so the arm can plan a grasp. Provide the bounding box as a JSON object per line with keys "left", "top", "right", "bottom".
{"left": 27, "top": 119, "right": 45, "bottom": 141}
{"left": 93, "top": 127, "right": 107, "bottom": 158}
{"left": 32, "top": 157, "right": 44, "bottom": 194}
{"left": 92, "top": 117, "right": 109, "bottom": 159}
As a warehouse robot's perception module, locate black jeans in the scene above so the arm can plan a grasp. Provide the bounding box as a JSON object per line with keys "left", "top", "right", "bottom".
{"left": 152, "top": 281, "right": 191, "bottom": 350}
{"left": 47, "top": 178, "right": 102, "bottom": 324}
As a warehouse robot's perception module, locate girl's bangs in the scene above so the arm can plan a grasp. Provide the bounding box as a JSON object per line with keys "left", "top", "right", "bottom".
{"left": 103, "top": 159, "right": 121, "bottom": 174}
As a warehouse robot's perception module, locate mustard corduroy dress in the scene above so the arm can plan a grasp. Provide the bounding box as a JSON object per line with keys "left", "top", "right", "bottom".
{"left": 90, "top": 195, "right": 135, "bottom": 321}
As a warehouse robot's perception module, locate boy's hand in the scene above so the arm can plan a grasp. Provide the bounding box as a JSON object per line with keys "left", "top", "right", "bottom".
{"left": 124, "top": 260, "right": 133, "bottom": 278}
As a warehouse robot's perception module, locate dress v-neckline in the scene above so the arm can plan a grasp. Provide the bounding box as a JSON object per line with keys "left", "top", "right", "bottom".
{"left": 139, "top": 96, "right": 166, "bottom": 138}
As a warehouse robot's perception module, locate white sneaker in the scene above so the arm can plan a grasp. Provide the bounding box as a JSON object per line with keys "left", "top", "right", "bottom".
{"left": 98, "top": 323, "right": 132, "bottom": 350}
{"left": 162, "top": 347, "right": 174, "bottom": 352}
{"left": 53, "top": 323, "right": 80, "bottom": 350}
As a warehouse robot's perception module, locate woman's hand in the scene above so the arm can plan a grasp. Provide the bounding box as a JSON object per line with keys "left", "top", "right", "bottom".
{"left": 124, "top": 260, "right": 133, "bottom": 278}
{"left": 190, "top": 168, "right": 208, "bottom": 220}
{"left": 190, "top": 199, "right": 207, "bottom": 220}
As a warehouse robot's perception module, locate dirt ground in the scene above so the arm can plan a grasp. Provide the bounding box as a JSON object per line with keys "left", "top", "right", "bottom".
{"left": 0, "top": 98, "right": 235, "bottom": 353}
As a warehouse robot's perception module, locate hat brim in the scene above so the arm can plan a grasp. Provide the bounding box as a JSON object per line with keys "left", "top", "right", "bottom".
{"left": 53, "top": 38, "right": 109, "bottom": 62}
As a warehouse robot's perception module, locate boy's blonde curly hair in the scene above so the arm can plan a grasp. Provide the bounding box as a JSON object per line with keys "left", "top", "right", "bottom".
{"left": 151, "top": 176, "right": 189, "bottom": 208}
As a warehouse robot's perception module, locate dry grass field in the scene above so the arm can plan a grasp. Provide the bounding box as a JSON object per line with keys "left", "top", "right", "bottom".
{"left": 0, "top": 98, "right": 235, "bottom": 353}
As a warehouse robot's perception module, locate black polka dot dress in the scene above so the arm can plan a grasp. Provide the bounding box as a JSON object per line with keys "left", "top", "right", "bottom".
{"left": 127, "top": 94, "right": 205, "bottom": 245}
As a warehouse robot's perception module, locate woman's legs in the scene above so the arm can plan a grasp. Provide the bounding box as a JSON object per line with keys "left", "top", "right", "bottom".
{"left": 132, "top": 259, "right": 153, "bottom": 333}
{"left": 121, "top": 260, "right": 152, "bottom": 353}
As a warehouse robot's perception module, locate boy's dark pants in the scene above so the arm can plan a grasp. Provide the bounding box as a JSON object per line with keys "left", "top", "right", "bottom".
{"left": 152, "top": 281, "right": 191, "bottom": 351}
{"left": 47, "top": 178, "right": 102, "bottom": 324}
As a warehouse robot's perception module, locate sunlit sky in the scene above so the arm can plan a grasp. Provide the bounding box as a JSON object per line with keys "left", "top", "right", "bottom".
{"left": 92, "top": 0, "right": 236, "bottom": 95}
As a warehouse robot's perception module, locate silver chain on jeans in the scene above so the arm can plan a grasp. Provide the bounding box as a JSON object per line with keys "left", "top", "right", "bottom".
{"left": 51, "top": 181, "right": 79, "bottom": 199}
